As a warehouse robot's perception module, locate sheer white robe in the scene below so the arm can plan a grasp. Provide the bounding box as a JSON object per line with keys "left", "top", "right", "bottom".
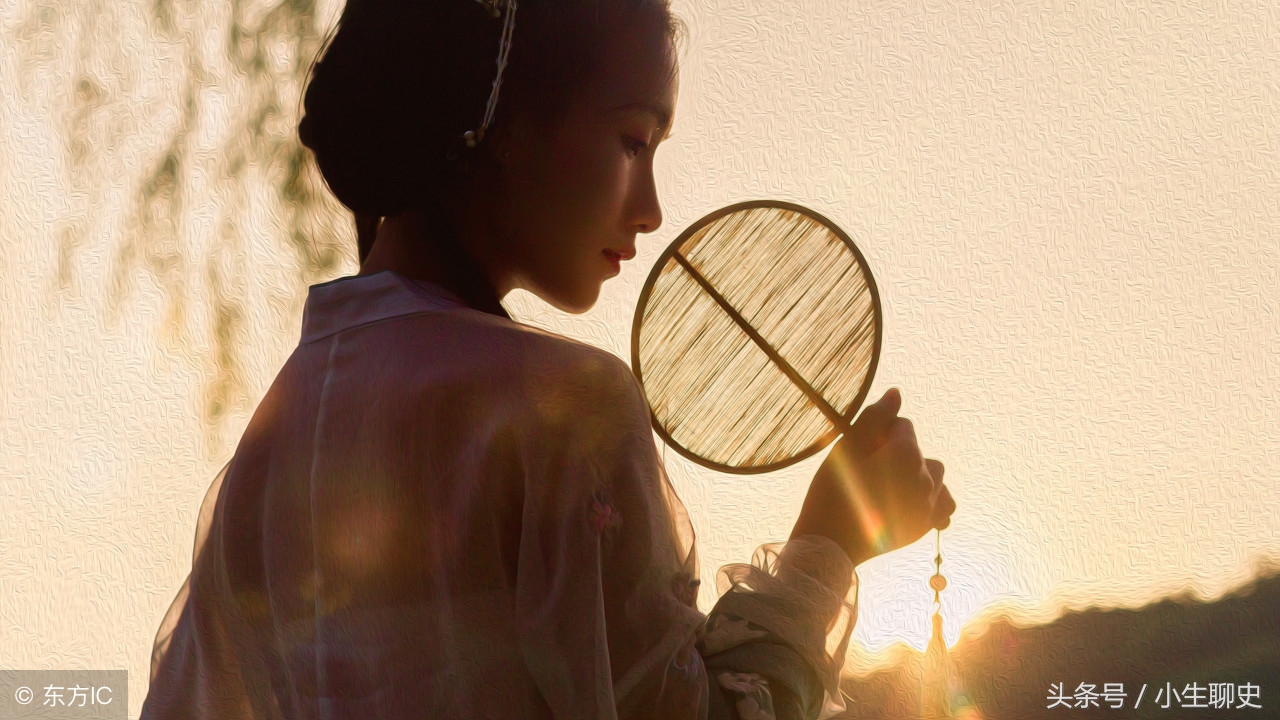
{"left": 140, "top": 270, "right": 859, "bottom": 720}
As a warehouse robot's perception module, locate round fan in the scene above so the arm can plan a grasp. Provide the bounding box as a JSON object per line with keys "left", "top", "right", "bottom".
{"left": 631, "top": 200, "right": 883, "bottom": 474}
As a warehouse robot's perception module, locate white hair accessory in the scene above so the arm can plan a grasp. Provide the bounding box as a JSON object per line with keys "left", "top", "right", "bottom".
{"left": 463, "top": 0, "right": 518, "bottom": 149}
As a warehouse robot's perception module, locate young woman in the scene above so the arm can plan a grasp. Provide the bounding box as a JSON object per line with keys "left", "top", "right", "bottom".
{"left": 139, "top": 0, "right": 956, "bottom": 718}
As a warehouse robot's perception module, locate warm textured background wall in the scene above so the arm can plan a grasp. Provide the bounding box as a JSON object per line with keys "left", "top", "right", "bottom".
{"left": 1, "top": 0, "right": 1277, "bottom": 716}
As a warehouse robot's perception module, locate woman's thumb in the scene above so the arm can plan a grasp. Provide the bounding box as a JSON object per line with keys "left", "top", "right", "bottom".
{"left": 880, "top": 387, "right": 902, "bottom": 413}
{"left": 850, "top": 388, "right": 901, "bottom": 451}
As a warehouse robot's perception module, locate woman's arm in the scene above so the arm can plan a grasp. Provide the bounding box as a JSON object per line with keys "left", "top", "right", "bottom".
{"left": 515, "top": 349, "right": 859, "bottom": 720}
{"left": 514, "top": 350, "right": 708, "bottom": 719}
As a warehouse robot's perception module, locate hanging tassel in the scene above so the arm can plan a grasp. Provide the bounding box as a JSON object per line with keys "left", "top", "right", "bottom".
{"left": 922, "top": 529, "right": 953, "bottom": 719}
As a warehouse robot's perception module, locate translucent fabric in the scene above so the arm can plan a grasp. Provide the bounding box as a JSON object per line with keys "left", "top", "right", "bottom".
{"left": 140, "top": 270, "right": 859, "bottom": 720}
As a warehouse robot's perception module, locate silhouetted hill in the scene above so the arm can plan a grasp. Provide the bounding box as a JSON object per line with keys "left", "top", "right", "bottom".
{"left": 835, "top": 568, "right": 1280, "bottom": 719}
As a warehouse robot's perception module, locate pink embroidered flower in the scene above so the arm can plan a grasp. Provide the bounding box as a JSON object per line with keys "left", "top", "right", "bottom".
{"left": 589, "top": 494, "right": 623, "bottom": 535}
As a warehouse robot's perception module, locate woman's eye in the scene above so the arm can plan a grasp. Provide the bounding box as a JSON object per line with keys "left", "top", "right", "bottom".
{"left": 624, "top": 136, "right": 649, "bottom": 158}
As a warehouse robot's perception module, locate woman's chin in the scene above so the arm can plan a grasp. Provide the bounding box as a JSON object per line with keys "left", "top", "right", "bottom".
{"left": 536, "top": 284, "right": 601, "bottom": 315}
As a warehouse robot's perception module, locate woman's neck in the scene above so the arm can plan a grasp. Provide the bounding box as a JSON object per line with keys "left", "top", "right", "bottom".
{"left": 359, "top": 206, "right": 514, "bottom": 318}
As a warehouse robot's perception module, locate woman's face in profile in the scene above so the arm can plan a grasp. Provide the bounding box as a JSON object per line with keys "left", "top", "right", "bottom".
{"left": 493, "top": 27, "right": 678, "bottom": 313}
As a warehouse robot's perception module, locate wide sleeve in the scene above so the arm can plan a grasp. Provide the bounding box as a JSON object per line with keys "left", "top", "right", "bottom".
{"left": 514, "top": 350, "right": 858, "bottom": 720}
{"left": 140, "top": 459, "right": 283, "bottom": 720}
{"left": 699, "top": 536, "right": 859, "bottom": 720}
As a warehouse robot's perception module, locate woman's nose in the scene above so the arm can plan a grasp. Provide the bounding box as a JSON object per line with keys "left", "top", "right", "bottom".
{"left": 630, "top": 169, "right": 664, "bottom": 235}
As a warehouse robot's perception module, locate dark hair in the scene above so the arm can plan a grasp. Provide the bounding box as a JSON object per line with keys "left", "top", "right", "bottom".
{"left": 298, "top": 0, "right": 685, "bottom": 262}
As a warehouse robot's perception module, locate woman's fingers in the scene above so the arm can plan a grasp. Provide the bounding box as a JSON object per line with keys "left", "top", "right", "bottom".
{"left": 849, "top": 388, "right": 903, "bottom": 455}
{"left": 880, "top": 417, "right": 922, "bottom": 473}
{"left": 925, "top": 458, "right": 944, "bottom": 483}
{"left": 931, "top": 485, "right": 956, "bottom": 530}
{"left": 925, "top": 459, "right": 945, "bottom": 500}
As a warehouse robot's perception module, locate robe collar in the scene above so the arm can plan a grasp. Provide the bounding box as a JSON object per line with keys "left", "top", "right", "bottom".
{"left": 300, "top": 270, "right": 507, "bottom": 344}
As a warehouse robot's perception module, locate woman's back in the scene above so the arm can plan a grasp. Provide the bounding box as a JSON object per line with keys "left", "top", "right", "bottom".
{"left": 141, "top": 270, "right": 711, "bottom": 719}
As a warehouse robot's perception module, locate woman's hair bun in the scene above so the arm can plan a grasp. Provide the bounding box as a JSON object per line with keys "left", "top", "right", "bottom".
{"left": 298, "top": 0, "right": 497, "bottom": 218}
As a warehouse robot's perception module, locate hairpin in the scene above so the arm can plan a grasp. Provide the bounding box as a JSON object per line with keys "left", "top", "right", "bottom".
{"left": 463, "top": 0, "right": 518, "bottom": 149}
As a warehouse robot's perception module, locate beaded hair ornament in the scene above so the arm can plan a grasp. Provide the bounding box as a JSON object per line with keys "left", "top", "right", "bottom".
{"left": 463, "top": 0, "right": 518, "bottom": 149}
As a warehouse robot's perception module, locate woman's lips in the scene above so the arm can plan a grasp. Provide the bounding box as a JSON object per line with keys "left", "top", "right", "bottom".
{"left": 603, "top": 249, "right": 621, "bottom": 274}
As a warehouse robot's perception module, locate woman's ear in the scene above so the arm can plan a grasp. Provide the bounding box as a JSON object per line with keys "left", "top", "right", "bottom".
{"left": 483, "top": 110, "right": 535, "bottom": 172}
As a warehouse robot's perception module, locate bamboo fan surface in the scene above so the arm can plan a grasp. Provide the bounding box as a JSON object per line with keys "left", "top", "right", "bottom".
{"left": 631, "top": 201, "right": 882, "bottom": 474}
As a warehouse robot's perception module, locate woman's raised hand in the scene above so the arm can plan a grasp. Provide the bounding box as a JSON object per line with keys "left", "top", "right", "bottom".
{"left": 790, "top": 388, "right": 956, "bottom": 567}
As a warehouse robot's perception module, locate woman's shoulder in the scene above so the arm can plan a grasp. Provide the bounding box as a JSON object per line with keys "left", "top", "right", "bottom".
{"left": 403, "top": 310, "right": 647, "bottom": 422}
{"left": 507, "top": 323, "right": 646, "bottom": 419}
{"left": 426, "top": 308, "right": 628, "bottom": 370}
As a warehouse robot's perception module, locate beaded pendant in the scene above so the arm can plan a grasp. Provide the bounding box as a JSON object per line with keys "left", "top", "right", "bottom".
{"left": 922, "top": 528, "right": 953, "bottom": 718}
